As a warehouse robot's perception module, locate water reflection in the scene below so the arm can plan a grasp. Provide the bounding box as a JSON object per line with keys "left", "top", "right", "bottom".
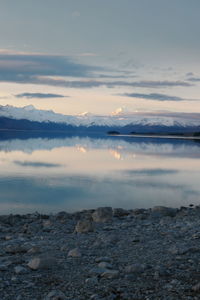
{"left": 0, "top": 133, "right": 200, "bottom": 214}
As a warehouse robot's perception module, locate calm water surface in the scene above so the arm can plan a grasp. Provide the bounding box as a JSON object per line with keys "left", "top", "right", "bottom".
{"left": 0, "top": 133, "right": 200, "bottom": 214}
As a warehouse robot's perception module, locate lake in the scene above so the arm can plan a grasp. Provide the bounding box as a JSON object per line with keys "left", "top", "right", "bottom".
{"left": 0, "top": 132, "right": 200, "bottom": 214}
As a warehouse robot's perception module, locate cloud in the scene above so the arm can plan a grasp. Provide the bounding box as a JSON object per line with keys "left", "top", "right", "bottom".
{"left": 15, "top": 92, "right": 67, "bottom": 99}
{"left": 28, "top": 78, "right": 192, "bottom": 89}
{"left": 0, "top": 52, "right": 98, "bottom": 83}
{"left": 121, "top": 92, "right": 185, "bottom": 101}
{"left": 123, "top": 168, "right": 178, "bottom": 176}
{"left": 186, "top": 72, "right": 194, "bottom": 77}
{"left": 0, "top": 51, "right": 193, "bottom": 89}
{"left": 14, "top": 160, "right": 62, "bottom": 168}
{"left": 187, "top": 77, "right": 200, "bottom": 82}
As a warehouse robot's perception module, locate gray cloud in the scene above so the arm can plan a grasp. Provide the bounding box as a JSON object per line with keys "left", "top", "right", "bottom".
{"left": 123, "top": 169, "right": 179, "bottom": 176}
{"left": 187, "top": 77, "right": 200, "bottom": 82}
{"left": 0, "top": 53, "right": 98, "bottom": 82}
{"left": 15, "top": 93, "right": 67, "bottom": 99}
{"left": 0, "top": 52, "right": 193, "bottom": 89}
{"left": 29, "top": 78, "right": 192, "bottom": 89}
{"left": 121, "top": 92, "right": 185, "bottom": 101}
{"left": 14, "top": 160, "right": 62, "bottom": 168}
{"left": 186, "top": 72, "right": 194, "bottom": 77}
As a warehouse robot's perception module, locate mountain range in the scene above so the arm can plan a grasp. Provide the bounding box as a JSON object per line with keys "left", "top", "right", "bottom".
{"left": 0, "top": 105, "right": 199, "bottom": 135}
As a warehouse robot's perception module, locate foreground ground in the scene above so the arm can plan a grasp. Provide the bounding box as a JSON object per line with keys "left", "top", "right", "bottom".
{"left": 0, "top": 205, "right": 200, "bottom": 300}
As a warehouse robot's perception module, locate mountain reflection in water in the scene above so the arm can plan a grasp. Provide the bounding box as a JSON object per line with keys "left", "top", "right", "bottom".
{"left": 0, "top": 132, "right": 199, "bottom": 214}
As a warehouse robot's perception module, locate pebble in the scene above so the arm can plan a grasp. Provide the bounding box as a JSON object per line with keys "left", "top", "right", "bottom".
{"left": 14, "top": 266, "right": 28, "bottom": 274}
{"left": 68, "top": 248, "right": 82, "bottom": 257}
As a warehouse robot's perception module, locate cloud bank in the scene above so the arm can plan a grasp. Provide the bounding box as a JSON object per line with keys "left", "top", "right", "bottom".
{"left": 15, "top": 93, "right": 67, "bottom": 99}
{"left": 0, "top": 52, "right": 193, "bottom": 89}
{"left": 121, "top": 92, "right": 185, "bottom": 101}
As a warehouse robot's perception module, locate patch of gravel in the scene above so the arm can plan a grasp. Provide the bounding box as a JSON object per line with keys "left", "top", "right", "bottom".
{"left": 0, "top": 205, "right": 200, "bottom": 299}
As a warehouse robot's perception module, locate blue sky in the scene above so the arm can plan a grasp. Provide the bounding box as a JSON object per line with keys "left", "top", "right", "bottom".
{"left": 0, "top": 0, "right": 200, "bottom": 115}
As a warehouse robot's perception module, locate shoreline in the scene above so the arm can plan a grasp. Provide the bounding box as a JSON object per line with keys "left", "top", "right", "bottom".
{"left": 109, "top": 134, "right": 200, "bottom": 140}
{"left": 1, "top": 205, "right": 200, "bottom": 299}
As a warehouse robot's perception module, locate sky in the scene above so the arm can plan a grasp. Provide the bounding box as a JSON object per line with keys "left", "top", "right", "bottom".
{"left": 0, "top": 0, "right": 200, "bottom": 116}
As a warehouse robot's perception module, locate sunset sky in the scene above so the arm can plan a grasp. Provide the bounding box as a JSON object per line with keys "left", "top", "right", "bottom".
{"left": 0, "top": 0, "right": 200, "bottom": 116}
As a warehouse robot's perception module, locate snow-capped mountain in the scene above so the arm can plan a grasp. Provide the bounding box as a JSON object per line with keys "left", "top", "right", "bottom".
{"left": 0, "top": 105, "right": 199, "bottom": 133}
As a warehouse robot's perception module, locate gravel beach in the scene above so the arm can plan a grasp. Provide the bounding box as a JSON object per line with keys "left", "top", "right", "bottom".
{"left": 1, "top": 205, "right": 200, "bottom": 300}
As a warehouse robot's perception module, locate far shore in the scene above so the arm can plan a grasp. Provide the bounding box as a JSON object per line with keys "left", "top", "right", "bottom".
{"left": 109, "top": 133, "right": 200, "bottom": 140}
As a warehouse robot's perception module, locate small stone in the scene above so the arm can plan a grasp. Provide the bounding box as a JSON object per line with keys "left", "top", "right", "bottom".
{"left": 44, "top": 289, "right": 67, "bottom": 300}
{"left": 75, "top": 219, "right": 94, "bottom": 233}
{"left": 101, "top": 269, "right": 119, "bottom": 279}
{"left": 85, "top": 277, "right": 98, "bottom": 285}
{"left": 0, "top": 263, "right": 8, "bottom": 271}
{"left": 92, "top": 207, "right": 113, "bottom": 223}
{"left": 27, "top": 256, "right": 56, "bottom": 270}
{"left": 90, "top": 294, "right": 101, "bottom": 300}
{"left": 14, "top": 266, "right": 28, "bottom": 274}
{"left": 192, "top": 282, "right": 200, "bottom": 292}
{"left": 89, "top": 267, "right": 108, "bottom": 276}
{"left": 98, "top": 262, "right": 113, "bottom": 269}
{"left": 68, "top": 248, "right": 81, "bottom": 258}
{"left": 27, "top": 246, "right": 41, "bottom": 254}
{"left": 95, "top": 257, "right": 112, "bottom": 263}
{"left": 43, "top": 220, "right": 52, "bottom": 227}
{"left": 5, "top": 235, "right": 13, "bottom": 240}
{"left": 124, "top": 263, "right": 146, "bottom": 274}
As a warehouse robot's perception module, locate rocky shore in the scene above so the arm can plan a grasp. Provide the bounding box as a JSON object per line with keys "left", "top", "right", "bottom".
{"left": 1, "top": 205, "right": 200, "bottom": 300}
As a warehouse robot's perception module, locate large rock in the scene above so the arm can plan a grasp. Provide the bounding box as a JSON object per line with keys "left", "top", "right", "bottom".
{"left": 92, "top": 207, "right": 113, "bottom": 223}
{"left": 75, "top": 219, "right": 94, "bottom": 233}
{"left": 151, "top": 206, "right": 177, "bottom": 217}
{"left": 113, "top": 208, "right": 129, "bottom": 217}
{"left": 27, "top": 256, "right": 57, "bottom": 270}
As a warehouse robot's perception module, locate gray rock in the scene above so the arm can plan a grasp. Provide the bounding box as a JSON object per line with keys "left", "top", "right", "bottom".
{"left": 0, "top": 263, "right": 8, "bottom": 271}
{"left": 75, "top": 219, "right": 94, "bottom": 233}
{"left": 113, "top": 208, "right": 129, "bottom": 217}
{"left": 151, "top": 206, "right": 177, "bottom": 217}
{"left": 95, "top": 257, "right": 112, "bottom": 263}
{"left": 124, "top": 263, "right": 146, "bottom": 274}
{"left": 85, "top": 277, "right": 98, "bottom": 285}
{"left": 92, "top": 207, "right": 113, "bottom": 223}
{"left": 27, "top": 246, "right": 41, "bottom": 254}
{"left": 68, "top": 248, "right": 82, "bottom": 257}
{"left": 101, "top": 269, "right": 119, "bottom": 279}
{"left": 5, "top": 235, "right": 13, "bottom": 240}
{"left": 192, "top": 282, "right": 200, "bottom": 292}
{"left": 98, "top": 262, "right": 113, "bottom": 269}
{"left": 27, "top": 256, "right": 57, "bottom": 270}
{"left": 14, "top": 266, "right": 28, "bottom": 274}
{"left": 89, "top": 267, "right": 108, "bottom": 276}
{"left": 44, "top": 290, "right": 67, "bottom": 300}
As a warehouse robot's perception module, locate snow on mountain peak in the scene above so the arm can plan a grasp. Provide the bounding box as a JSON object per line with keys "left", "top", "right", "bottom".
{"left": 23, "top": 105, "right": 36, "bottom": 111}
{"left": 0, "top": 104, "right": 199, "bottom": 128}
